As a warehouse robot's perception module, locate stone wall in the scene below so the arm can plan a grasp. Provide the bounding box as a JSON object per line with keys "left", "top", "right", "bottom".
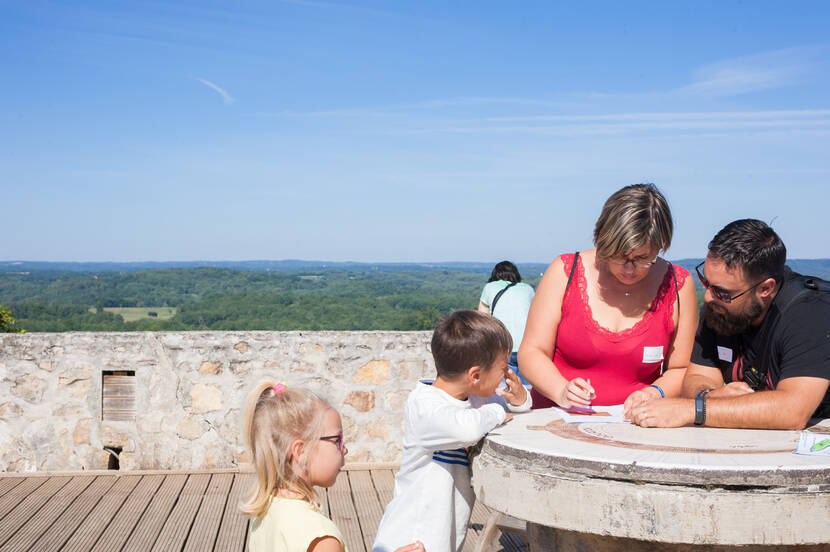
{"left": 0, "top": 331, "right": 434, "bottom": 472}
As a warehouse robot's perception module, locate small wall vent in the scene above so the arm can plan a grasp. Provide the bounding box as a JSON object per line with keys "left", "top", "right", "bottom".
{"left": 102, "top": 370, "right": 136, "bottom": 421}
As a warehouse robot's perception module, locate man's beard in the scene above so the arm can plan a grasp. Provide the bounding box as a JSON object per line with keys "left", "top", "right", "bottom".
{"left": 704, "top": 296, "right": 764, "bottom": 335}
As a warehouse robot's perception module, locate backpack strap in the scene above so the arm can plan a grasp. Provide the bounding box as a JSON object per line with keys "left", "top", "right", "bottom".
{"left": 744, "top": 270, "right": 830, "bottom": 390}
{"left": 490, "top": 282, "right": 517, "bottom": 316}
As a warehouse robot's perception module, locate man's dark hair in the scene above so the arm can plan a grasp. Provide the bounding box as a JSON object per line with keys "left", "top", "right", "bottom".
{"left": 431, "top": 310, "right": 512, "bottom": 380}
{"left": 488, "top": 261, "right": 522, "bottom": 283}
{"left": 708, "top": 219, "right": 787, "bottom": 282}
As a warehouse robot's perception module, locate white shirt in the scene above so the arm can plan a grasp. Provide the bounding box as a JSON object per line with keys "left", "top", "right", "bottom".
{"left": 372, "top": 381, "right": 531, "bottom": 552}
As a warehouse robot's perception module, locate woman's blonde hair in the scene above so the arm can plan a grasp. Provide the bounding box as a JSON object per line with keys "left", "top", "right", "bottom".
{"left": 240, "top": 379, "right": 329, "bottom": 519}
{"left": 593, "top": 183, "right": 673, "bottom": 260}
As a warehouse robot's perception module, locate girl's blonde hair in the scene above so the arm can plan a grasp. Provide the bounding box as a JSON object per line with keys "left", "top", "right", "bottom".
{"left": 593, "top": 183, "right": 673, "bottom": 261}
{"left": 240, "top": 379, "right": 330, "bottom": 519}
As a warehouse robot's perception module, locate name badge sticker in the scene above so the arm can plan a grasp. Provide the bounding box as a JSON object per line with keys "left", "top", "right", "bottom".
{"left": 642, "top": 346, "right": 664, "bottom": 364}
{"left": 717, "top": 346, "right": 733, "bottom": 363}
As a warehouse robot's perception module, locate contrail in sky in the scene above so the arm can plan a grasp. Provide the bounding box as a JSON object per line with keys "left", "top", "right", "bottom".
{"left": 196, "top": 78, "right": 234, "bottom": 105}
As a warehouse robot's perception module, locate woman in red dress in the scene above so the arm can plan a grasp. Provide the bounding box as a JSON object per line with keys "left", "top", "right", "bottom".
{"left": 519, "top": 184, "right": 698, "bottom": 420}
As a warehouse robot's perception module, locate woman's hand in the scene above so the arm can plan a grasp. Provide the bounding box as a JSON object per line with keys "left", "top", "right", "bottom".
{"left": 557, "top": 378, "right": 594, "bottom": 408}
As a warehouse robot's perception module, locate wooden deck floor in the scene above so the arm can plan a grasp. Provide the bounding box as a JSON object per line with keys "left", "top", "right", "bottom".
{"left": 0, "top": 467, "right": 526, "bottom": 552}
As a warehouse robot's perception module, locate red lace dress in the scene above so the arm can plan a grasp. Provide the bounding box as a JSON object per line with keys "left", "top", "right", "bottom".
{"left": 531, "top": 253, "right": 690, "bottom": 408}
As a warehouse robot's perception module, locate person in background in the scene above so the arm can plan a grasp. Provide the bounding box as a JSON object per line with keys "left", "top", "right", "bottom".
{"left": 479, "top": 261, "right": 535, "bottom": 385}
{"left": 518, "top": 184, "right": 698, "bottom": 418}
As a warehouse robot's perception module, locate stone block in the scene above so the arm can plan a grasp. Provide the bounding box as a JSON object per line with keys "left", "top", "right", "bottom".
{"left": 399, "top": 359, "right": 429, "bottom": 380}
{"left": 353, "top": 360, "right": 391, "bottom": 385}
{"left": 59, "top": 365, "right": 93, "bottom": 386}
{"left": 199, "top": 361, "right": 223, "bottom": 375}
{"left": 342, "top": 414, "right": 358, "bottom": 444}
{"left": 52, "top": 404, "right": 83, "bottom": 417}
{"left": 0, "top": 402, "right": 23, "bottom": 419}
{"left": 101, "top": 426, "right": 130, "bottom": 449}
{"left": 38, "top": 360, "right": 59, "bottom": 372}
{"left": 177, "top": 416, "right": 202, "bottom": 440}
{"left": 73, "top": 418, "right": 92, "bottom": 445}
{"left": 230, "top": 360, "right": 254, "bottom": 375}
{"left": 234, "top": 341, "right": 249, "bottom": 354}
{"left": 384, "top": 390, "right": 410, "bottom": 413}
{"left": 367, "top": 420, "right": 388, "bottom": 441}
{"left": 190, "top": 383, "right": 223, "bottom": 413}
{"left": 345, "top": 391, "right": 375, "bottom": 412}
{"left": 12, "top": 375, "right": 47, "bottom": 403}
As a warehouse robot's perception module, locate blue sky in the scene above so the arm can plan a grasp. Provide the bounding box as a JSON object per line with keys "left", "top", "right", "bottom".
{"left": 2, "top": 1, "right": 829, "bottom": 262}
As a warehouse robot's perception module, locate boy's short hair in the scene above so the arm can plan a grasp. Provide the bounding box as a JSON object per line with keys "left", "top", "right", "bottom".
{"left": 431, "top": 310, "right": 512, "bottom": 380}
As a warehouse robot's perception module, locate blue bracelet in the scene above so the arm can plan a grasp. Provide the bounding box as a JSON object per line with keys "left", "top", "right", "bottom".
{"left": 647, "top": 384, "right": 665, "bottom": 398}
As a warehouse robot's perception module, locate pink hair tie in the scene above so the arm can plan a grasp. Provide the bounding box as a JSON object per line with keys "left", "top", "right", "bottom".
{"left": 273, "top": 382, "right": 287, "bottom": 395}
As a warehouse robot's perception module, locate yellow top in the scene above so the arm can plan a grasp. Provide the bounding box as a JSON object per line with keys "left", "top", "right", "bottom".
{"left": 248, "top": 496, "right": 346, "bottom": 552}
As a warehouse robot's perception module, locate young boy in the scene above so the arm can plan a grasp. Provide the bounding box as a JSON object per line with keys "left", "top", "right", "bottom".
{"left": 373, "top": 310, "right": 531, "bottom": 552}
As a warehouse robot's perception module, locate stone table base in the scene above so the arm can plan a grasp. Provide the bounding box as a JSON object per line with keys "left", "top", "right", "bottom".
{"left": 527, "top": 525, "right": 830, "bottom": 551}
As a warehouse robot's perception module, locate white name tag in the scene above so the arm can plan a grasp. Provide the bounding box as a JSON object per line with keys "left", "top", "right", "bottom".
{"left": 642, "top": 346, "right": 664, "bottom": 363}
{"left": 717, "top": 346, "right": 733, "bottom": 363}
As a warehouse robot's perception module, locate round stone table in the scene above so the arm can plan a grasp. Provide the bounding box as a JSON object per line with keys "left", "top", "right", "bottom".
{"left": 470, "top": 408, "right": 830, "bottom": 551}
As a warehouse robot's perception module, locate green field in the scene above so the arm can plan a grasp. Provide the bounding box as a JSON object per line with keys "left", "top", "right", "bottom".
{"left": 98, "top": 307, "right": 177, "bottom": 322}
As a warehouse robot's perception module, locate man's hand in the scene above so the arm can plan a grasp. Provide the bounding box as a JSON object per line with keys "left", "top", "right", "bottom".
{"left": 623, "top": 386, "right": 662, "bottom": 418}
{"left": 707, "top": 382, "right": 754, "bottom": 399}
{"left": 628, "top": 398, "right": 695, "bottom": 428}
{"left": 498, "top": 369, "right": 528, "bottom": 407}
{"left": 502, "top": 412, "right": 513, "bottom": 424}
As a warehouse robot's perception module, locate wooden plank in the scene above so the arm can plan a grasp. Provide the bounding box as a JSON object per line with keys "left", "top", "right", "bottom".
{"left": 89, "top": 474, "right": 165, "bottom": 552}
{"left": 182, "top": 473, "right": 233, "bottom": 552}
{"left": 149, "top": 473, "right": 210, "bottom": 552}
{"left": 26, "top": 476, "right": 117, "bottom": 552}
{"left": 0, "top": 478, "right": 48, "bottom": 523}
{"left": 0, "top": 476, "right": 71, "bottom": 548}
{"left": 315, "top": 485, "right": 330, "bottom": 519}
{"left": 348, "top": 471, "right": 385, "bottom": 552}
{"left": 61, "top": 475, "right": 142, "bottom": 552}
{"left": 0, "top": 479, "right": 23, "bottom": 499}
{"left": 499, "top": 531, "right": 528, "bottom": 552}
{"left": 462, "top": 500, "right": 493, "bottom": 552}
{"left": 0, "top": 476, "right": 93, "bottom": 552}
{"left": 122, "top": 473, "right": 188, "bottom": 552}
{"left": 327, "top": 470, "right": 364, "bottom": 552}
{"left": 214, "top": 473, "right": 253, "bottom": 552}
{"left": 369, "top": 469, "right": 395, "bottom": 507}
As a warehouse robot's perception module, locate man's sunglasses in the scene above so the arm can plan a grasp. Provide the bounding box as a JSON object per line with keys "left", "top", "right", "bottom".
{"left": 319, "top": 432, "right": 345, "bottom": 453}
{"left": 695, "top": 261, "right": 764, "bottom": 304}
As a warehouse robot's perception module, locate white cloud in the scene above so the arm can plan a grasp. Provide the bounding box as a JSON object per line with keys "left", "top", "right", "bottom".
{"left": 679, "top": 46, "right": 824, "bottom": 97}
{"left": 196, "top": 78, "right": 234, "bottom": 105}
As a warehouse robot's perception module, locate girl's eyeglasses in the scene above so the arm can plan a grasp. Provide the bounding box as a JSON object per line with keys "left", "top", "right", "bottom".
{"left": 319, "top": 432, "right": 345, "bottom": 453}
{"left": 695, "top": 261, "right": 764, "bottom": 304}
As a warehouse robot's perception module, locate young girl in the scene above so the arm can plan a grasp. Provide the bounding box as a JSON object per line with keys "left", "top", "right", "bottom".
{"left": 241, "top": 379, "right": 424, "bottom": 552}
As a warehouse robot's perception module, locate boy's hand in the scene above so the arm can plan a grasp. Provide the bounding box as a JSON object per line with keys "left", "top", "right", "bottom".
{"left": 503, "top": 412, "right": 513, "bottom": 424}
{"left": 497, "top": 369, "right": 528, "bottom": 407}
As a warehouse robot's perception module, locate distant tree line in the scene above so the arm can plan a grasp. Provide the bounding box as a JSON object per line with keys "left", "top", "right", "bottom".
{"left": 1, "top": 268, "right": 540, "bottom": 332}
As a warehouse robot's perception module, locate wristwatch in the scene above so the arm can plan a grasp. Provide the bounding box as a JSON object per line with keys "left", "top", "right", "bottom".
{"left": 694, "top": 388, "right": 713, "bottom": 426}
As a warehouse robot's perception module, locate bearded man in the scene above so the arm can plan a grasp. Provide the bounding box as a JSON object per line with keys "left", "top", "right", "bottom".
{"left": 629, "top": 219, "right": 830, "bottom": 429}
